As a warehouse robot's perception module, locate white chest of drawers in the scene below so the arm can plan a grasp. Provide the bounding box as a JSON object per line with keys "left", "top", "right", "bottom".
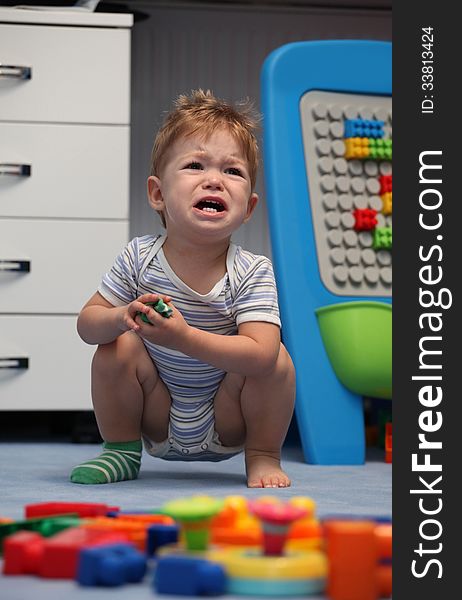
{"left": 0, "top": 8, "right": 133, "bottom": 410}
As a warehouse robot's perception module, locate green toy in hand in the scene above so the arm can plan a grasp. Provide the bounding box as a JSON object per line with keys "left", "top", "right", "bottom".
{"left": 139, "top": 299, "right": 173, "bottom": 324}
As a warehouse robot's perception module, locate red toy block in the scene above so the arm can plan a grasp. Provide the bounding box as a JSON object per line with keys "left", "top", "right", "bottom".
{"left": 3, "top": 531, "right": 44, "bottom": 575}
{"left": 379, "top": 174, "right": 392, "bottom": 194}
{"left": 353, "top": 208, "right": 378, "bottom": 232}
{"left": 324, "top": 520, "right": 379, "bottom": 600}
{"left": 3, "top": 527, "right": 129, "bottom": 579}
{"left": 25, "top": 502, "right": 119, "bottom": 519}
{"left": 385, "top": 423, "right": 392, "bottom": 463}
{"left": 39, "top": 527, "right": 129, "bottom": 578}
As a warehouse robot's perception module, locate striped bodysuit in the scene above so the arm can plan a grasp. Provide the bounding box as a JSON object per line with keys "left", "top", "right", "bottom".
{"left": 98, "top": 234, "right": 281, "bottom": 461}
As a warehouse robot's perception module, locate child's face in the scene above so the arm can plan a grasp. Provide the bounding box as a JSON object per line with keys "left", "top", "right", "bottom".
{"left": 148, "top": 128, "right": 258, "bottom": 243}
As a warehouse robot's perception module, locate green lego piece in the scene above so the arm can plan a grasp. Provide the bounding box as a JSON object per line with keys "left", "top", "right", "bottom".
{"left": 369, "top": 138, "right": 392, "bottom": 160}
{"left": 0, "top": 515, "right": 80, "bottom": 554}
{"left": 139, "top": 299, "right": 173, "bottom": 324}
{"left": 373, "top": 227, "right": 392, "bottom": 250}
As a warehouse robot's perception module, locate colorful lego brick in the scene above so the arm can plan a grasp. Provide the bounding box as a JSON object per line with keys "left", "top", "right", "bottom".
{"left": 146, "top": 523, "right": 179, "bottom": 556}
{"left": 79, "top": 516, "right": 161, "bottom": 552}
{"left": 2, "top": 531, "right": 45, "bottom": 575}
{"left": 369, "top": 138, "right": 392, "bottom": 160}
{"left": 381, "top": 192, "right": 392, "bottom": 216}
{"left": 344, "top": 137, "right": 370, "bottom": 159}
{"left": 154, "top": 555, "right": 227, "bottom": 596}
{"left": 373, "top": 227, "right": 392, "bottom": 250}
{"left": 344, "top": 119, "right": 385, "bottom": 139}
{"left": 1, "top": 515, "right": 80, "bottom": 553}
{"left": 25, "top": 502, "right": 119, "bottom": 519}
{"left": 323, "top": 520, "right": 379, "bottom": 600}
{"left": 385, "top": 422, "right": 392, "bottom": 464}
{"left": 39, "top": 527, "right": 129, "bottom": 578}
{"left": 139, "top": 298, "right": 173, "bottom": 324}
{"left": 379, "top": 174, "right": 392, "bottom": 194}
{"left": 76, "top": 542, "right": 147, "bottom": 587}
{"left": 353, "top": 209, "right": 378, "bottom": 232}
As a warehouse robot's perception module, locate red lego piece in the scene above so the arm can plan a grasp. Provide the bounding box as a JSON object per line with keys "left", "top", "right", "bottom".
{"left": 39, "top": 527, "right": 129, "bottom": 578}
{"left": 25, "top": 502, "right": 119, "bottom": 519}
{"left": 324, "top": 520, "right": 379, "bottom": 600}
{"left": 379, "top": 175, "right": 392, "bottom": 194}
{"left": 3, "top": 531, "right": 44, "bottom": 575}
{"left": 353, "top": 208, "right": 378, "bottom": 232}
{"left": 385, "top": 423, "right": 392, "bottom": 463}
{"left": 3, "top": 527, "right": 130, "bottom": 578}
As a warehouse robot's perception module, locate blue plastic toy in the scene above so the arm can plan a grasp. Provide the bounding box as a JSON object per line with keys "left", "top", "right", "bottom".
{"left": 76, "top": 542, "right": 147, "bottom": 587}
{"left": 147, "top": 523, "right": 179, "bottom": 556}
{"left": 154, "top": 555, "right": 227, "bottom": 596}
{"left": 261, "top": 40, "right": 392, "bottom": 465}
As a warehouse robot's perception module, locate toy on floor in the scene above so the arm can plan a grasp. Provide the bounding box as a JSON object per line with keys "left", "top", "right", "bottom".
{"left": 1, "top": 496, "right": 392, "bottom": 599}
{"left": 139, "top": 298, "right": 173, "bottom": 323}
{"left": 77, "top": 542, "right": 147, "bottom": 586}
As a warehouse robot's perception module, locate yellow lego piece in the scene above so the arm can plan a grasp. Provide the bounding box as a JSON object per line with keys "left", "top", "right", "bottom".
{"left": 344, "top": 137, "right": 370, "bottom": 159}
{"left": 381, "top": 192, "right": 392, "bottom": 215}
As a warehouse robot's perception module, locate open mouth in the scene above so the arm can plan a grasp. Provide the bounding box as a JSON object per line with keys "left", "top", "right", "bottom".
{"left": 194, "top": 199, "right": 226, "bottom": 213}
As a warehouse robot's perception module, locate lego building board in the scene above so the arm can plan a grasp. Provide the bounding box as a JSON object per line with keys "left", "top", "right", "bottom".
{"left": 300, "top": 90, "right": 392, "bottom": 297}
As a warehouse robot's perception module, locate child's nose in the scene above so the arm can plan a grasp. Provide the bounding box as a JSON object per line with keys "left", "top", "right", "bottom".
{"left": 203, "top": 172, "right": 224, "bottom": 190}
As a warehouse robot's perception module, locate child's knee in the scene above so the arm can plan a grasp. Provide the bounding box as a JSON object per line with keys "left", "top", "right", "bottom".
{"left": 92, "top": 332, "right": 146, "bottom": 375}
{"left": 274, "top": 344, "right": 295, "bottom": 384}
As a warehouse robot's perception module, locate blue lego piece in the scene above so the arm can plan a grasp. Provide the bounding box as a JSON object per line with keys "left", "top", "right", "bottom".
{"left": 344, "top": 118, "right": 385, "bottom": 139}
{"left": 147, "top": 523, "right": 179, "bottom": 556}
{"left": 154, "top": 555, "right": 227, "bottom": 596}
{"left": 76, "top": 542, "right": 147, "bottom": 587}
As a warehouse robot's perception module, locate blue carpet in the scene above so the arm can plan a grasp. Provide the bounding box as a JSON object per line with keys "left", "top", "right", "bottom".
{"left": 0, "top": 442, "right": 391, "bottom": 599}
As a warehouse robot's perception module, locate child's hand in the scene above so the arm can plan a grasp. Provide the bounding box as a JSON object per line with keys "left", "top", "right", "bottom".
{"left": 120, "top": 294, "right": 172, "bottom": 333}
{"left": 134, "top": 300, "right": 191, "bottom": 352}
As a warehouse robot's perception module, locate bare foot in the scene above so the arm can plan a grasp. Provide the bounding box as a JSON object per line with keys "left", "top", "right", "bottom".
{"left": 245, "top": 451, "right": 291, "bottom": 488}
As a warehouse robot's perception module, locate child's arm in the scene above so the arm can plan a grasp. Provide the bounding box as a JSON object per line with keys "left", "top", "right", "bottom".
{"left": 183, "top": 320, "right": 281, "bottom": 377}
{"left": 77, "top": 291, "right": 172, "bottom": 345}
{"left": 135, "top": 303, "right": 280, "bottom": 377}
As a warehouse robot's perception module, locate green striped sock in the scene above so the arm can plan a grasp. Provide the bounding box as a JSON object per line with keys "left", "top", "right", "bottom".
{"left": 70, "top": 440, "right": 142, "bottom": 484}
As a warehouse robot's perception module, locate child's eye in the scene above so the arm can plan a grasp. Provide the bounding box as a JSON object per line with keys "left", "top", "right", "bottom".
{"left": 225, "top": 167, "right": 243, "bottom": 176}
{"left": 184, "top": 162, "right": 203, "bottom": 170}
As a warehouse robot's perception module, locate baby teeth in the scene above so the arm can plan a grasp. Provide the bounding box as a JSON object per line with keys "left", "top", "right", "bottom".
{"left": 203, "top": 207, "right": 218, "bottom": 213}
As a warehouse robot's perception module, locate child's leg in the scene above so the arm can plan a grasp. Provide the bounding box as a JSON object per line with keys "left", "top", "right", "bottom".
{"left": 71, "top": 332, "right": 171, "bottom": 484}
{"left": 214, "top": 344, "right": 295, "bottom": 488}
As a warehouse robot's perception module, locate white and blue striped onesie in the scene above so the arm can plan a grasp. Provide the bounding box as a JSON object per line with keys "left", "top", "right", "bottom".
{"left": 98, "top": 234, "right": 281, "bottom": 461}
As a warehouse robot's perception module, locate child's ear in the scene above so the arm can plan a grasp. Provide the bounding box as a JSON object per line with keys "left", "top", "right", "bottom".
{"left": 147, "top": 176, "right": 164, "bottom": 211}
{"left": 243, "top": 193, "right": 259, "bottom": 223}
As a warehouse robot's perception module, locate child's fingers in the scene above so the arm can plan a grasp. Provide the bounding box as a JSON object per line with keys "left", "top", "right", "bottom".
{"left": 138, "top": 293, "right": 159, "bottom": 304}
{"left": 138, "top": 293, "right": 172, "bottom": 304}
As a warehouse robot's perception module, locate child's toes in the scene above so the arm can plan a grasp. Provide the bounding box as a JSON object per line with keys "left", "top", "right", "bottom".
{"left": 248, "top": 477, "right": 264, "bottom": 488}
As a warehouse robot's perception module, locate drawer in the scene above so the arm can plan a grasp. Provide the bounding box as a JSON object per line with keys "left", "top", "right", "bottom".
{"left": 0, "top": 218, "right": 129, "bottom": 313}
{"left": 0, "top": 122, "right": 129, "bottom": 219}
{"left": 0, "top": 315, "right": 93, "bottom": 410}
{"left": 0, "top": 23, "right": 130, "bottom": 124}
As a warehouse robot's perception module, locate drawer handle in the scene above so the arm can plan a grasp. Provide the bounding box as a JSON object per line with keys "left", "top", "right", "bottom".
{"left": 0, "top": 64, "right": 32, "bottom": 80}
{"left": 0, "top": 357, "right": 29, "bottom": 370}
{"left": 0, "top": 260, "right": 30, "bottom": 272}
{"left": 0, "top": 163, "right": 31, "bottom": 177}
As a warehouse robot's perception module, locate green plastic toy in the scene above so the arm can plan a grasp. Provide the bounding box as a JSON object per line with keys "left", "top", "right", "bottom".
{"left": 161, "top": 497, "right": 224, "bottom": 551}
{"left": 139, "top": 299, "right": 173, "bottom": 324}
{"left": 315, "top": 301, "right": 391, "bottom": 399}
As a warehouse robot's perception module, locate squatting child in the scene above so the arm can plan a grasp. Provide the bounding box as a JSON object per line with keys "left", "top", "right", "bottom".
{"left": 71, "top": 89, "right": 295, "bottom": 488}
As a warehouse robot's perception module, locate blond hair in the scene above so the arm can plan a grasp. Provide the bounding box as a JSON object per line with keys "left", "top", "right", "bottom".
{"left": 150, "top": 90, "right": 260, "bottom": 225}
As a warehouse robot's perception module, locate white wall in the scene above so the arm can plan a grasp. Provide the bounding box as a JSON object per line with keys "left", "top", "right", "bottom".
{"left": 128, "top": 1, "right": 392, "bottom": 257}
